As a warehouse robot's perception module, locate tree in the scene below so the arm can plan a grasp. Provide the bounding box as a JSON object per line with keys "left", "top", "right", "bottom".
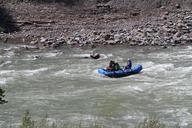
{"left": 20, "top": 111, "right": 35, "bottom": 128}
{"left": 0, "top": 88, "right": 7, "bottom": 104}
{"left": 0, "top": 7, "right": 19, "bottom": 33}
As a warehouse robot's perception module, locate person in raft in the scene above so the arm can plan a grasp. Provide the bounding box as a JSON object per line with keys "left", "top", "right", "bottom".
{"left": 124, "top": 59, "right": 132, "bottom": 70}
{"left": 90, "top": 50, "right": 100, "bottom": 59}
{"left": 106, "top": 60, "right": 121, "bottom": 71}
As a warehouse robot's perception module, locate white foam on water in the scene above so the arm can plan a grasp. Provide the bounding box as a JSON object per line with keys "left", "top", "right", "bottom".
{"left": 157, "top": 79, "right": 184, "bottom": 88}
{"left": 166, "top": 84, "right": 192, "bottom": 96}
{"left": 42, "top": 52, "right": 62, "bottom": 58}
{"left": 122, "top": 113, "right": 145, "bottom": 123}
{"left": 100, "top": 53, "right": 113, "bottom": 59}
{"left": 170, "top": 54, "right": 192, "bottom": 60}
{"left": 148, "top": 52, "right": 170, "bottom": 59}
{"left": 158, "top": 66, "right": 192, "bottom": 79}
{"left": 112, "top": 85, "right": 144, "bottom": 94}
{"left": 23, "top": 54, "right": 39, "bottom": 60}
{"left": 0, "top": 78, "right": 7, "bottom": 85}
{"left": 160, "top": 108, "right": 192, "bottom": 127}
{"left": 143, "top": 63, "right": 175, "bottom": 75}
{"left": 25, "top": 52, "right": 62, "bottom": 60}
{"left": 0, "top": 70, "right": 15, "bottom": 75}
{"left": 174, "top": 66, "right": 192, "bottom": 76}
{"left": 0, "top": 68, "right": 49, "bottom": 78}
{"left": 106, "top": 53, "right": 113, "bottom": 57}
{"left": 186, "top": 45, "right": 192, "bottom": 50}
{"left": 0, "top": 78, "right": 8, "bottom": 85}
{"left": 141, "top": 61, "right": 155, "bottom": 68}
{"left": 176, "top": 108, "right": 192, "bottom": 127}
{"left": 4, "top": 46, "right": 19, "bottom": 51}
{"left": 0, "top": 77, "right": 14, "bottom": 85}
{"left": 54, "top": 69, "right": 70, "bottom": 76}
{"left": 72, "top": 54, "right": 90, "bottom": 58}
{"left": 115, "top": 56, "right": 124, "bottom": 62}
{"left": 4, "top": 51, "right": 15, "bottom": 58}
{"left": 19, "top": 67, "right": 49, "bottom": 76}
{"left": 63, "top": 114, "right": 97, "bottom": 124}
{"left": 64, "top": 88, "right": 96, "bottom": 97}
{"left": 133, "top": 74, "right": 158, "bottom": 83}
{"left": 0, "top": 61, "right": 12, "bottom": 67}
{"left": 21, "top": 57, "right": 37, "bottom": 61}
{"left": 15, "top": 93, "right": 53, "bottom": 101}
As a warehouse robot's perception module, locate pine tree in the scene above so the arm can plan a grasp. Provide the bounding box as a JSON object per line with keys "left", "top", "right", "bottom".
{"left": 0, "top": 88, "right": 7, "bottom": 104}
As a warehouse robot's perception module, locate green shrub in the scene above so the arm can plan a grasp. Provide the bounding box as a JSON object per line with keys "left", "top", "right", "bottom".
{"left": 19, "top": 111, "right": 180, "bottom": 128}
{"left": 136, "top": 115, "right": 166, "bottom": 128}
{"left": 20, "top": 110, "right": 35, "bottom": 128}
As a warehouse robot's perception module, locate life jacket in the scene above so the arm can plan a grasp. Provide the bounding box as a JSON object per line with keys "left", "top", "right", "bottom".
{"left": 125, "top": 60, "right": 132, "bottom": 69}
{"left": 114, "top": 63, "right": 121, "bottom": 70}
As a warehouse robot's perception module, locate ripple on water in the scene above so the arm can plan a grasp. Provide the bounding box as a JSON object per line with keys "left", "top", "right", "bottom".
{"left": 40, "top": 52, "right": 62, "bottom": 58}
{"left": 174, "top": 66, "right": 192, "bottom": 77}
{"left": 143, "top": 63, "right": 175, "bottom": 77}
{"left": 0, "top": 61, "right": 12, "bottom": 67}
{"left": 1, "top": 45, "right": 192, "bottom": 128}
{"left": 159, "top": 108, "right": 192, "bottom": 127}
{"left": 0, "top": 70, "right": 15, "bottom": 75}
{"left": 18, "top": 68, "right": 49, "bottom": 77}
{"left": 54, "top": 69, "right": 70, "bottom": 76}
{"left": 0, "top": 68, "right": 48, "bottom": 78}
{"left": 112, "top": 85, "right": 144, "bottom": 94}
{"left": 4, "top": 51, "right": 15, "bottom": 58}
{"left": 0, "top": 77, "right": 14, "bottom": 86}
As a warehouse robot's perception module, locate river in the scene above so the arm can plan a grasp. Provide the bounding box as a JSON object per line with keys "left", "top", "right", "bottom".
{"left": 0, "top": 43, "right": 192, "bottom": 128}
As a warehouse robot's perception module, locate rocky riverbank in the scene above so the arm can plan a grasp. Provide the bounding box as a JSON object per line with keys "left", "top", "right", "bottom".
{"left": 1, "top": 1, "right": 192, "bottom": 49}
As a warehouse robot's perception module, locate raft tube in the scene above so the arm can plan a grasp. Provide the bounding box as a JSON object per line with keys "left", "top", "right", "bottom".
{"left": 98, "top": 64, "right": 142, "bottom": 78}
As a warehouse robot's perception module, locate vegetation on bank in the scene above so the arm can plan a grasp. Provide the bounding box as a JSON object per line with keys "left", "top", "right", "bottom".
{"left": 15, "top": 111, "right": 171, "bottom": 128}
{"left": 0, "top": 7, "right": 19, "bottom": 33}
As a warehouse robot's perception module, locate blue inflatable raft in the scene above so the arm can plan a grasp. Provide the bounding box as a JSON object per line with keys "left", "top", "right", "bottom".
{"left": 98, "top": 64, "right": 142, "bottom": 78}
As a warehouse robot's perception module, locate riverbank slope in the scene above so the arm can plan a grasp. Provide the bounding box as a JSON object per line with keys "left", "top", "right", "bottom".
{"left": 1, "top": 0, "right": 192, "bottom": 48}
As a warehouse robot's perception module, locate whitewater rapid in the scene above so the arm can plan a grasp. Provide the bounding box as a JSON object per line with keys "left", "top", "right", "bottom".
{"left": 0, "top": 44, "right": 192, "bottom": 128}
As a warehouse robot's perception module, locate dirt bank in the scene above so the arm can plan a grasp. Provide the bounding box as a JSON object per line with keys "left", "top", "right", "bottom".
{"left": 0, "top": 0, "right": 192, "bottom": 48}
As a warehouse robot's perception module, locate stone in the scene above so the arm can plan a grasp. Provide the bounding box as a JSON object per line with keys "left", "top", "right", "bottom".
{"left": 174, "top": 31, "right": 182, "bottom": 37}
{"left": 103, "top": 34, "right": 112, "bottom": 40}
{"left": 175, "top": 4, "right": 181, "bottom": 9}
{"left": 110, "top": 29, "right": 115, "bottom": 33}
{"left": 162, "top": 45, "right": 167, "bottom": 49}
{"left": 164, "top": 11, "right": 169, "bottom": 15}
{"left": 107, "top": 40, "right": 115, "bottom": 45}
{"left": 30, "top": 40, "right": 38, "bottom": 45}
{"left": 40, "top": 37, "right": 47, "bottom": 43}
{"left": 177, "top": 23, "right": 185, "bottom": 28}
